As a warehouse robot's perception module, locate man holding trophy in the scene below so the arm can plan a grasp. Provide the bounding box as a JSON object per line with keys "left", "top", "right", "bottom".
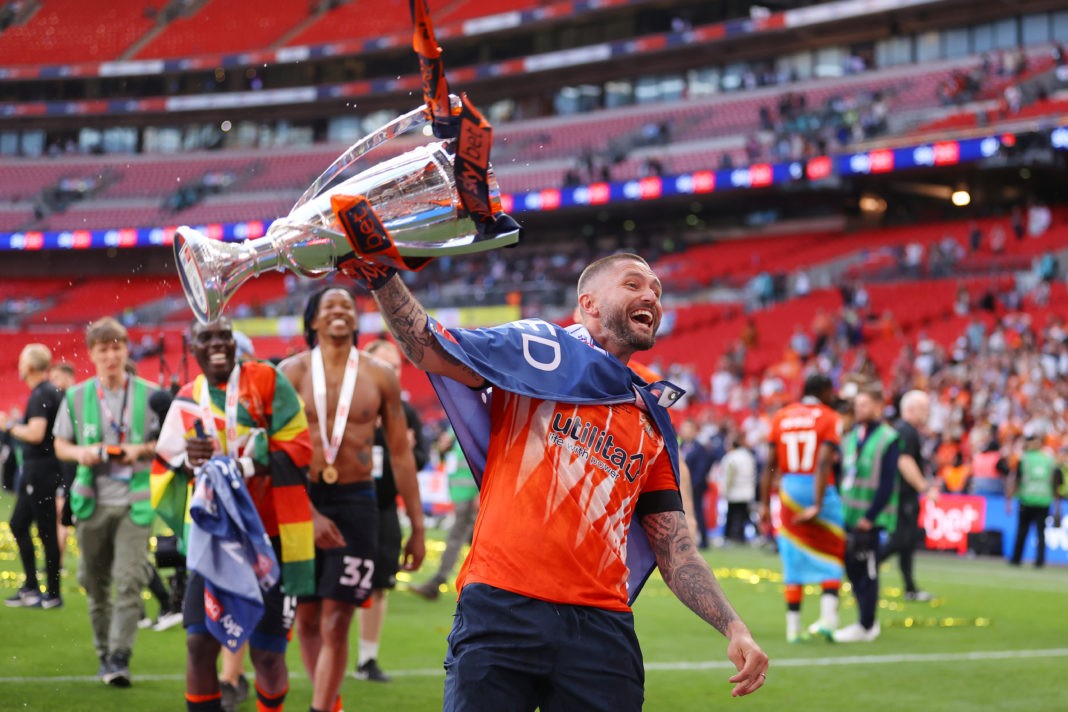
{"left": 171, "top": 2, "right": 768, "bottom": 706}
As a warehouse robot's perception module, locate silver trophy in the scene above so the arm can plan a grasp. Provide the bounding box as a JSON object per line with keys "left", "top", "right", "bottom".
{"left": 174, "top": 99, "right": 521, "bottom": 323}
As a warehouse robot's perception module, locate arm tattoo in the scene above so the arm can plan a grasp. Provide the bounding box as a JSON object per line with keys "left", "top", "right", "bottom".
{"left": 372, "top": 278, "right": 485, "bottom": 385}
{"left": 642, "top": 510, "right": 741, "bottom": 636}
{"left": 373, "top": 279, "right": 436, "bottom": 364}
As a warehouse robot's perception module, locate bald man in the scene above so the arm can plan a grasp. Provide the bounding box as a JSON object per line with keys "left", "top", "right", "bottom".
{"left": 879, "top": 390, "right": 939, "bottom": 602}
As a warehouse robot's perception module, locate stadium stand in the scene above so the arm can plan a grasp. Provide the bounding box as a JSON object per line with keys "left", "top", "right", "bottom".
{"left": 0, "top": 0, "right": 164, "bottom": 66}
{"left": 1, "top": 1, "right": 1066, "bottom": 426}
{"left": 282, "top": 0, "right": 417, "bottom": 48}
{"left": 133, "top": 0, "right": 310, "bottom": 59}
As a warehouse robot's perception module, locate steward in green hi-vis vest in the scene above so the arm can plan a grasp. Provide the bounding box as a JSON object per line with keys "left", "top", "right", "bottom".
{"left": 841, "top": 423, "right": 900, "bottom": 533}
{"left": 66, "top": 376, "right": 156, "bottom": 526}
{"left": 1017, "top": 448, "right": 1057, "bottom": 508}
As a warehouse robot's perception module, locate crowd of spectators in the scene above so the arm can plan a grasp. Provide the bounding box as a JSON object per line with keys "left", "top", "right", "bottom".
{"left": 0, "top": 0, "right": 27, "bottom": 32}
{"left": 937, "top": 48, "right": 1032, "bottom": 106}
{"left": 745, "top": 88, "right": 891, "bottom": 167}
{"left": 669, "top": 277, "right": 1067, "bottom": 506}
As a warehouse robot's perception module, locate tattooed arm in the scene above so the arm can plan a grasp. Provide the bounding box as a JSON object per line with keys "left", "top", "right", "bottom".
{"left": 641, "top": 509, "right": 769, "bottom": 697}
{"left": 370, "top": 275, "right": 485, "bottom": 387}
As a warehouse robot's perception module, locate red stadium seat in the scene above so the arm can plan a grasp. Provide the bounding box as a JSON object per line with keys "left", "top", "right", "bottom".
{"left": 0, "top": 0, "right": 163, "bottom": 66}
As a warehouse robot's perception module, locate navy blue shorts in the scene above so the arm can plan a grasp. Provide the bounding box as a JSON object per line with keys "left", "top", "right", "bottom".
{"left": 183, "top": 571, "right": 296, "bottom": 654}
{"left": 372, "top": 504, "right": 402, "bottom": 590}
{"left": 443, "top": 583, "right": 644, "bottom": 712}
{"left": 301, "top": 481, "right": 379, "bottom": 605}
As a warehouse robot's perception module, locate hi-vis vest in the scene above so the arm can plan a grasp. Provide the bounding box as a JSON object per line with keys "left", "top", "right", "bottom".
{"left": 66, "top": 377, "right": 155, "bottom": 526}
{"left": 841, "top": 422, "right": 900, "bottom": 533}
{"left": 1017, "top": 448, "right": 1057, "bottom": 508}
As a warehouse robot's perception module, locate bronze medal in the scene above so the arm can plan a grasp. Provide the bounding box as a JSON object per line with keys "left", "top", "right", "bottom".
{"left": 322, "top": 464, "right": 339, "bottom": 484}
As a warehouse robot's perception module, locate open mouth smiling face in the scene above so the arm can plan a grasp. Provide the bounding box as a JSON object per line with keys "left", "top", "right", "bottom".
{"left": 315, "top": 289, "right": 358, "bottom": 342}
{"left": 629, "top": 306, "right": 657, "bottom": 333}
{"left": 191, "top": 319, "right": 236, "bottom": 381}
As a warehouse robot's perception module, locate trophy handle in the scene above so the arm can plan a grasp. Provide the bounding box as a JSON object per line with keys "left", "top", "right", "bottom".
{"left": 293, "top": 103, "right": 432, "bottom": 213}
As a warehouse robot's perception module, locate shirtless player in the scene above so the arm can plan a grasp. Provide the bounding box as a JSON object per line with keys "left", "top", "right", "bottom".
{"left": 280, "top": 286, "right": 425, "bottom": 712}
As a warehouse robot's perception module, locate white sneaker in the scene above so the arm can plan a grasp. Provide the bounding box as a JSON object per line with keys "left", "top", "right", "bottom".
{"left": 153, "top": 611, "right": 184, "bottom": 631}
{"left": 833, "top": 621, "right": 880, "bottom": 643}
{"left": 807, "top": 620, "right": 834, "bottom": 641}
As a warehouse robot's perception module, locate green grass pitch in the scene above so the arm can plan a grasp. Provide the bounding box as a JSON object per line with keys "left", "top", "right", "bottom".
{"left": 1, "top": 489, "right": 1065, "bottom": 711}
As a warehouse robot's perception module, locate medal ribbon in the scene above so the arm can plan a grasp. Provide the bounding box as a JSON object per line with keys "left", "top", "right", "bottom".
{"left": 94, "top": 376, "right": 129, "bottom": 443}
{"left": 311, "top": 346, "right": 360, "bottom": 467}
{"left": 198, "top": 364, "right": 242, "bottom": 458}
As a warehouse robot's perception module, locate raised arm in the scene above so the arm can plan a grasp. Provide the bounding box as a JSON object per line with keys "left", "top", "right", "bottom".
{"left": 640, "top": 509, "right": 768, "bottom": 697}
{"left": 370, "top": 276, "right": 484, "bottom": 387}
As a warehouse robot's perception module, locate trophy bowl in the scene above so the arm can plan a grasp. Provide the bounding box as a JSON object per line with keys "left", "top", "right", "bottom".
{"left": 174, "top": 100, "right": 521, "bottom": 323}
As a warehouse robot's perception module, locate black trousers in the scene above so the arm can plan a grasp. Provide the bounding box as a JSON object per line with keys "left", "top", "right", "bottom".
{"left": 878, "top": 499, "right": 920, "bottom": 592}
{"left": 9, "top": 461, "right": 62, "bottom": 596}
{"left": 1011, "top": 504, "right": 1050, "bottom": 566}
{"left": 845, "top": 528, "right": 881, "bottom": 629}
{"left": 724, "top": 501, "right": 752, "bottom": 543}
{"left": 691, "top": 479, "right": 709, "bottom": 546}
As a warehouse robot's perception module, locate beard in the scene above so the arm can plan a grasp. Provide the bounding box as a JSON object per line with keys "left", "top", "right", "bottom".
{"left": 602, "top": 305, "right": 656, "bottom": 352}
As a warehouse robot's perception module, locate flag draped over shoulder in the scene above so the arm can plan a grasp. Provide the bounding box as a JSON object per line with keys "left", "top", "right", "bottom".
{"left": 426, "top": 319, "right": 685, "bottom": 604}
{"left": 188, "top": 457, "right": 280, "bottom": 652}
{"left": 150, "top": 361, "right": 315, "bottom": 595}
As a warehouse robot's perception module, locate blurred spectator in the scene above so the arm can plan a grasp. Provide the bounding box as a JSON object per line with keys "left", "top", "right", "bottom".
{"left": 719, "top": 436, "right": 756, "bottom": 544}
{"left": 678, "top": 418, "right": 716, "bottom": 549}
{"left": 989, "top": 223, "right": 1007, "bottom": 254}
{"left": 968, "top": 222, "right": 982, "bottom": 253}
{"left": 789, "top": 325, "right": 812, "bottom": 359}
{"left": 1011, "top": 206, "right": 1025, "bottom": 242}
{"left": 970, "top": 441, "right": 1009, "bottom": 496}
{"left": 710, "top": 357, "right": 737, "bottom": 407}
{"left": 1028, "top": 202, "right": 1051, "bottom": 237}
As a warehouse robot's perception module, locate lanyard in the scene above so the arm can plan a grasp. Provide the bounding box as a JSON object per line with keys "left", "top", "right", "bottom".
{"left": 94, "top": 376, "right": 129, "bottom": 443}
{"left": 311, "top": 346, "right": 359, "bottom": 466}
{"left": 198, "top": 364, "right": 242, "bottom": 458}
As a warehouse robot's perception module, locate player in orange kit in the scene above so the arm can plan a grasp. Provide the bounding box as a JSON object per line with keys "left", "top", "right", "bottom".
{"left": 345, "top": 251, "right": 768, "bottom": 709}
{"left": 759, "top": 372, "right": 845, "bottom": 642}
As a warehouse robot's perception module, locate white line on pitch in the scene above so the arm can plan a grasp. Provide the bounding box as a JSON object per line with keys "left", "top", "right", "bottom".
{"left": 3, "top": 648, "right": 1067, "bottom": 683}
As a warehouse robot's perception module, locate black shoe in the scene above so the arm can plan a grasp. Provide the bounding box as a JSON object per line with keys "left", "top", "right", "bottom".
{"left": 97, "top": 656, "right": 110, "bottom": 682}
{"left": 103, "top": 651, "right": 131, "bottom": 687}
{"left": 4, "top": 586, "right": 42, "bottom": 608}
{"left": 355, "top": 658, "right": 390, "bottom": 682}
{"left": 408, "top": 580, "right": 443, "bottom": 601}
{"left": 40, "top": 594, "right": 64, "bottom": 609}
{"left": 221, "top": 673, "right": 249, "bottom": 711}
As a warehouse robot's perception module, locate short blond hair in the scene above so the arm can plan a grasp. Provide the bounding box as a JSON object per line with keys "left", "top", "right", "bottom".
{"left": 85, "top": 316, "right": 128, "bottom": 349}
{"left": 19, "top": 343, "right": 51, "bottom": 373}
{"left": 576, "top": 253, "right": 650, "bottom": 302}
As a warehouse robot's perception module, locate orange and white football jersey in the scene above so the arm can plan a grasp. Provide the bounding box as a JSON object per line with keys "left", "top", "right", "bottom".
{"left": 456, "top": 389, "right": 680, "bottom": 611}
